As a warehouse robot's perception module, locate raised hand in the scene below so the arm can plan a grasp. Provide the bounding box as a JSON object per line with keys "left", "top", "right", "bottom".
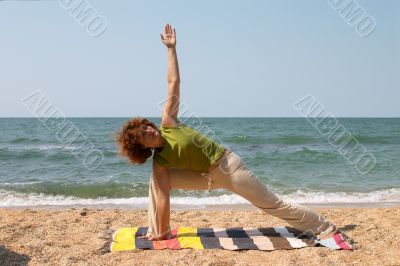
{"left": 160, "top": 24, "right": 176, "bottom": 48}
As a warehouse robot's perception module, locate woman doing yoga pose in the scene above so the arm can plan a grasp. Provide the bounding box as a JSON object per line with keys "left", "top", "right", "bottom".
{"left": 116, "top": 24, "right": 338, "bottom": 241}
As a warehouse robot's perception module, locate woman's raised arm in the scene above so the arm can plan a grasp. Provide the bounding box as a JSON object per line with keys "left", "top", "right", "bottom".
{"left": 160, "top": 24, "right": 180, "bottom": 127}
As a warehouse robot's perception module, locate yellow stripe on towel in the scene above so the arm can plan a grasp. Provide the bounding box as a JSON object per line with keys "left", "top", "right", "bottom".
{"left": 111, "top": 227, "right": 138, "bottom": 251}
{"left": 177, "top": 226, "right": 204, "bottom": 249}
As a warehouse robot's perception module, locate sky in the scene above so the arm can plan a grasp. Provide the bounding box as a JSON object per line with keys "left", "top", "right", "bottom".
{"left": 0, "top": 0, "right": 399, "bottom": 117}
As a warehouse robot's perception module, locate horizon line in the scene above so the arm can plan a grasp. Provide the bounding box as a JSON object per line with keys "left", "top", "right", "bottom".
{"left": 1, "top": 116, "right": 399, "bottom": 119}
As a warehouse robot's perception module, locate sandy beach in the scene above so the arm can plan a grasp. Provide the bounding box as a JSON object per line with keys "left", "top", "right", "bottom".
{"left": 1, "top": 206, "right": 399, "bottom": 266}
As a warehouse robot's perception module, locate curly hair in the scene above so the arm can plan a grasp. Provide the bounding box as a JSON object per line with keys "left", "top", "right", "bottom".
{"left": 114, "top": 117, "right": 159, "bottom": 164}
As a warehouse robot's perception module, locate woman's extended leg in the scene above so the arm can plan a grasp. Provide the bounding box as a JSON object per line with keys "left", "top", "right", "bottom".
{"left": 206, "top": 151, "right": 335, "bottom": 237}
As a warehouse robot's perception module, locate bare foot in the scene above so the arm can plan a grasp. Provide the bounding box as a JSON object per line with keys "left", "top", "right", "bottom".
{"left": 317, "top": 225, "right": 338, "bottom": 240}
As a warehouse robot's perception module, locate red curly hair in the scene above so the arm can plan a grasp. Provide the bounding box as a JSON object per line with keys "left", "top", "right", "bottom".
{"left": 115, "top": 117, "right": 159, "bottom": 164}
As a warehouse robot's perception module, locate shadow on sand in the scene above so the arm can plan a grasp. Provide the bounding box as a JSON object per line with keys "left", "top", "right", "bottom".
{"left": 0, "top": 245, "right": 30, "bottom": 266}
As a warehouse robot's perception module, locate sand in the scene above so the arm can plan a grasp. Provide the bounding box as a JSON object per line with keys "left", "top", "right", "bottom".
{"left": 1, "top": 206, "right": 399, "bottom": 266}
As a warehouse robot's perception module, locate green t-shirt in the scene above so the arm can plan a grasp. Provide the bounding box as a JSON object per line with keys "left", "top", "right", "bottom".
{"left": 153, "top": 124, "right": 225, "bottom": 172}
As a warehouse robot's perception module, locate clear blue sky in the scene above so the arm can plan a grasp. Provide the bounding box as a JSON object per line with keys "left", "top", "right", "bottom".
{"left": 1, "top": 0, "right": 399, "bottom": 117}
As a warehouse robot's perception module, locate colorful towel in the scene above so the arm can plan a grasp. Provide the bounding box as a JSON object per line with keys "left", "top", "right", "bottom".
{"left": 101, "top": 226, "right": 353, "bottom": 252}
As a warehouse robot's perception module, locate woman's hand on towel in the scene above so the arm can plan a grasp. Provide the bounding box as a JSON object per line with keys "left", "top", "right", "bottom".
{"left": 138, "top": 231, "right": 172, "bottom": 241}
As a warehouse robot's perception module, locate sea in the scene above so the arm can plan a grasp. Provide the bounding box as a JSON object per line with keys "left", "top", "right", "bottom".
{"left": 1, "top": 117, "right": 399, "bottom": 209}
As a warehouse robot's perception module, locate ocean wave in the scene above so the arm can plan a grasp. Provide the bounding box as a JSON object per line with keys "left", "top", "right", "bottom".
{"left": 0, "top": 190, "right": 246, "bottom": 208}
{"left": 245, "top": 147, "right": 339, "bottom": 165}
{"left": 0, "top": 143, "right": 109, "bottom": 161}
{"left": 0, "top": 182, "right": 150, "bottom": 198}
{"left": 224, "top": 135, "right": 267, "bottom": 145}
{"left": 1, "top": 188, "right": 399, "bottom": 208}
{"left": 351, "top": 135, "right": 399, "bottom": 145}
{"left": 0, "top": 148, "right": 43, "bottom": 160}
{"left": 2, "top": 144, "right": 86, "bottom": 151}
{"left": 289, "top": 147, "right": 339, "bottom": 161}
{"left": 0, "top": 181, "right": 42, "bottom": 186}
{"left": 0, "top": 148, "right": 71, "bottom": 161}
{"left": 280, "top": 188, "right": 400, "bottom": 203}
{"left": 224, "top": 135, "right": 317, "bottom": 145}
{"left": 10, "top": 137, "right": 42, "bottom": 144}
{"left": 103, "top": 150, "right": 117, "bottom": 157}
{"left": 270, "top": 135, "right": 316, "bottom": 145}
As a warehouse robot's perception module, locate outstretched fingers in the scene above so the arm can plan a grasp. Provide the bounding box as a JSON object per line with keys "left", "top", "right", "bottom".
{"left": 161, "top": 24, "right": 176, "bottom": 42}
{"left": 164, "top": 24, "right": 168, "bottom": 35}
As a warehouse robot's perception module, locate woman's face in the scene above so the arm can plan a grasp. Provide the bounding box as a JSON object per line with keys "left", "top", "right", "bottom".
{"left": 136, "top": 124, "right": 162, "bottom": 148}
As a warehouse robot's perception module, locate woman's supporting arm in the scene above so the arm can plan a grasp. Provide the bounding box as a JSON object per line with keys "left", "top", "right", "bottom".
{"left": 160, "top": 24, "right": 180, "bottom": 127}
{"left": 151, "top": 162, "right": 171, "bottom": 239}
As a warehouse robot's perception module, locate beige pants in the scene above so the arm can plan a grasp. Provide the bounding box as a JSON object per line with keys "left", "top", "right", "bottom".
{"left": 147, "top": 150, "right": 333, "bottom": 237}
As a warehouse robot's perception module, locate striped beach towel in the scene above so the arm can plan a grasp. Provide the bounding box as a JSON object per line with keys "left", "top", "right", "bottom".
{"left": 101, "top": 226, "right": 353, "bottom": 252}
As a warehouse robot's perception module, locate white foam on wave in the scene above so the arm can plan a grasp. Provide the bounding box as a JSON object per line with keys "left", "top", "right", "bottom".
{"left": 280, "top": 188, "right": 400, "bottom": 203}
{"left": 1, "top": 188, "right": 400, "bottom": 208}
{"left": 0, "top": 181, "right": 42, "bottom": 186}
{"left": 0, "top": 190, "right": 247, "bottom": 208}
{"left": 0, "top": 144, "right": 84, "bottom": 151}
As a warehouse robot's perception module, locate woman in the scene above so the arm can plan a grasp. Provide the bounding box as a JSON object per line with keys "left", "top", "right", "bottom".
{"left": 116, "top": 24, "right": 337, "bottom": 241}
